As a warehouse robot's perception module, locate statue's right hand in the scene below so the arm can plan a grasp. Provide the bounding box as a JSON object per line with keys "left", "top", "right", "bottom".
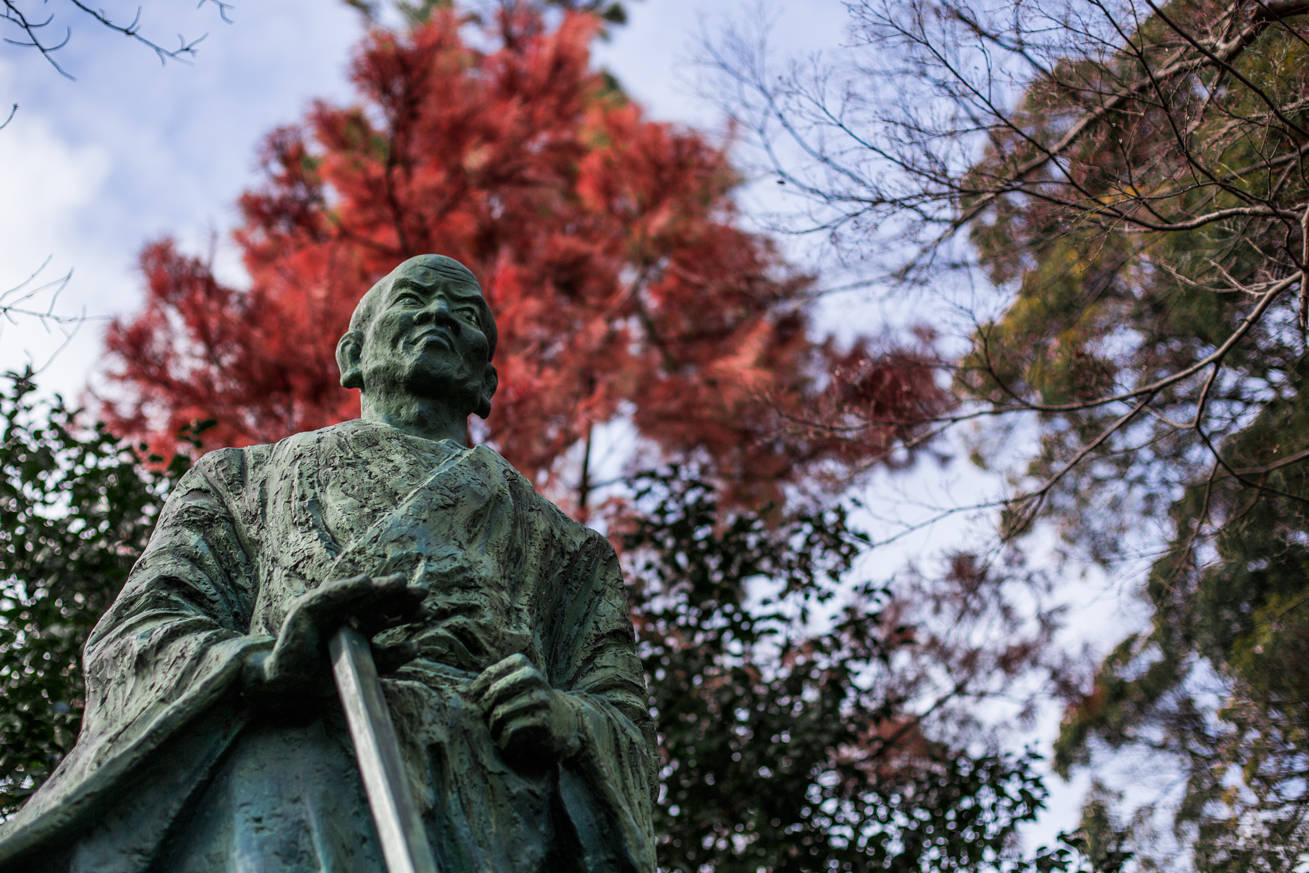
{"left": 244, "top": 573, "right": 429, "bottom": 700}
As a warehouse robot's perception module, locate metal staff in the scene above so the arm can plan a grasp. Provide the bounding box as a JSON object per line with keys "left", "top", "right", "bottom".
{"left": 330, "top": 626, "right": 440, "bottom": 873}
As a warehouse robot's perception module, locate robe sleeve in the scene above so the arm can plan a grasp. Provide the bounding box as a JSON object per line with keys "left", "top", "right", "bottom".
{"left": 77, "top": 446, "right": 271, "bottom": 763}
{"left": 547, "top": 531, "right": 657, "bottom": 873}
{"left": 0, "top": 448, "right": 273, "bottom": 871}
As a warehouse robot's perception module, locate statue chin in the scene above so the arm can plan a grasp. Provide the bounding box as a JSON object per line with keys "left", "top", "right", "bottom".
{"left": 367, "top": 351, "right": 478, "bottom": 397}
{"left": 357, "top": 370, "right": 482, "bottom": 427}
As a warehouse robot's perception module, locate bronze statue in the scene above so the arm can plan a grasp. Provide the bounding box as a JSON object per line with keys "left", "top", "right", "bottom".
{"left": 0, "top": 255, "right": 657, "bottom": 873}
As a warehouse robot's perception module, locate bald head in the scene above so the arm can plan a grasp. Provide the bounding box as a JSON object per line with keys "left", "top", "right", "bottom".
{"left": 348, "top": 255, "right": 497, "bottom": 360}
{"left": 337, "top": 254, "right": 499, "bottom": 427}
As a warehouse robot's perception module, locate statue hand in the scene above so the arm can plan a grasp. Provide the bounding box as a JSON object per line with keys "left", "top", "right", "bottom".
{"left": 470, "top": 653, "right": 581, "bottom": 765}
{"left": 244, "top": 572, "right": 428, "bottom": 701}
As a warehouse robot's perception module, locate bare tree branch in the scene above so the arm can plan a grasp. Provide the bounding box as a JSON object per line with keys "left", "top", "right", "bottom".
{"left": 1, "top": 0, "right": 232, "bottom": 80}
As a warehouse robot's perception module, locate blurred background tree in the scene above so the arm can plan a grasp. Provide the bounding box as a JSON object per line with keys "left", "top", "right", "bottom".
{"left": 626, "top": 470, "right": 1076, "bottom": 873}
{"left": 0, "top": 371, "right": 191, "bottom": 811}
{"left": 706, "top": 0, "right": 1309, "bottom": 867}
{"left": 99, "top": 2, "right": 949, "bottom": 515}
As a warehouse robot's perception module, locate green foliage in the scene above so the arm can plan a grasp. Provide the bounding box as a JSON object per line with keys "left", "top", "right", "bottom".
{"left": 625, "top": 471, "right": 1079, "bottom": 872}
{"left": 0, "top": 371, "right": 190, "bottom": 815}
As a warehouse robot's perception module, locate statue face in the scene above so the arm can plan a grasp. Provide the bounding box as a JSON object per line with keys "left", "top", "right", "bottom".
{"left": 351, "top": 263, "right": 496, "bottom": 416}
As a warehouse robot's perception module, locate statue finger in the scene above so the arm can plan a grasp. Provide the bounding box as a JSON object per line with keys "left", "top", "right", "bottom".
{"left": 306, "top": 575, "right": 426, "bottom": 627}
{"left": 360, "top": 573, "right": 424, "bottom": 606}
{"left": 366, "top": 581, "right": 431, "bottom": 620}
{"left": 469, "top": 652, "right": 533, "bottom": 698}
{"left": 488, "top": 693, "right": 550, "bottom": 741}
{"left": 487, "top": 687, "right": 550, "bottom": 733}
{"left": 311, "top": 572, "right": 405, "bottom": 604}
{"left": 295, "top": 575, "right": 384, "bottom": 616}
{"left": 380, "top": 583, "right": 431, "bottom": 622}
{"left": 477, "top": 663, "right": 545, "bottom": 710}
{"left": 262, "top": 642, "right": 335, "bottom": 697}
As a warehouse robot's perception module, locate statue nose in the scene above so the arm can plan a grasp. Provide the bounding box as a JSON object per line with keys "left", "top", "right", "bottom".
{"left": 415, "top": 299, "right": 458, "bottom": 329}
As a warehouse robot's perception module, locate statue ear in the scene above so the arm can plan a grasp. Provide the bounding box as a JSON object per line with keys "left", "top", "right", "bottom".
{"left": 474, "top": 362, "right": 498, "bottom": 419}
{"left": 337, "top": 331, "right": 364, "bottom": 390}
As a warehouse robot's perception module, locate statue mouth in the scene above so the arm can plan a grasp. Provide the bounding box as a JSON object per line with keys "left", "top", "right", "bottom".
{"left": 415, "top": 328, "right": 454, "bottom": 350}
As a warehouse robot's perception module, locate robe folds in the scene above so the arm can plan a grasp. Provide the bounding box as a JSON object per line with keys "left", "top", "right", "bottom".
{"left": 0, "top": 420, "right": 657, "bottom": 873}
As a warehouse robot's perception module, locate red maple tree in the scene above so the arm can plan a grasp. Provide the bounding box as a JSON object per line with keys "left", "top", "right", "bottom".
{"left": 102, "top": 6, "right": 947, "bottom": 512}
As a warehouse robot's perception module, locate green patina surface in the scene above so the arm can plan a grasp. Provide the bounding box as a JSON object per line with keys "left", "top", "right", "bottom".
{"left": 0, "top": 256, "right": 656, "bottom": 873}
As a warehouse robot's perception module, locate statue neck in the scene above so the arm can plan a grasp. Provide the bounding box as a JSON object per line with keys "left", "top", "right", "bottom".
{"left": 359, "top": 393, "right": 468, "bottom": 444}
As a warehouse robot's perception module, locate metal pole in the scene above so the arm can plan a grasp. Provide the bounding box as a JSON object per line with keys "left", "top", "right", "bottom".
{"left": 330, "top": 626, "right": 440, "bottom": 873}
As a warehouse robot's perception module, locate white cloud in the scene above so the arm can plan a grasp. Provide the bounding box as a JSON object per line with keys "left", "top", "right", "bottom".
{"left": 0, "top": 114, "right": 112, "bottom": 271}
{"left": 0, "top": 109, "right": 117, "bottom": 388}
{"left": 0, "top": 0, "right": 362, "bottom": 394}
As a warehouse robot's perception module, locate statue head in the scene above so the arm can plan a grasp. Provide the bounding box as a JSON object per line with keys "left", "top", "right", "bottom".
{"left": 336, "top": 255, "right": 498, "bottom": 421}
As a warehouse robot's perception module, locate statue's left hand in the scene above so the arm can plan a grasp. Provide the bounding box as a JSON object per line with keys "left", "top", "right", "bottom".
{"left": 470, "top": 653, "right": 582, "bottom": 764}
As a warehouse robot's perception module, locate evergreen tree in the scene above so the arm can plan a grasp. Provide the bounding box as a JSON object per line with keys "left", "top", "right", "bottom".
{"left": 0, "top": 371, "right": 192, "bottom": 811}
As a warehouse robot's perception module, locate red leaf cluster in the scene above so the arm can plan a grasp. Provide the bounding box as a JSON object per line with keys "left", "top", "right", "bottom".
{"left": 102, "top": 8, "right": 949, "bottom": 510}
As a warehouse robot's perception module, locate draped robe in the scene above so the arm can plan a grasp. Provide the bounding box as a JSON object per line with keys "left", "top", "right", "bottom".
{"left": 0, "top": 420, "right": 656, "bottom": 873}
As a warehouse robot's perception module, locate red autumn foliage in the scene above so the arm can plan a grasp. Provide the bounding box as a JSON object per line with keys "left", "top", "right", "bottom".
{"left": 101, "top": 7, "right": 950, "bottom": 511}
